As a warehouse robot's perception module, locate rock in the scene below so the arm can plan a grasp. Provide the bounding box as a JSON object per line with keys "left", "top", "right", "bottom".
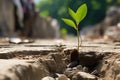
{"left": 67, "top": 61, "right": 78, "bottom": 68}
{"left": 64, "top": 67, "right": 80, "bottom": 79}
{"left": 76, "top": 65, "right": 83, "bottom": 71}
{"left": 91, "top": 70, "right": 98, "bottom": 75}
{"left": 72, "top": 71, "right": 97, "bottom": 80}
{"left": 82, "top": 67, "right": 88, "bottom": 72}
{"left": 41, "top": 76, "right": 55, "bottom": 80}
{"left": 64, "top": 68, "right": 73, "bottom": 77}
{"left": 56, "top": 74, "right": 70, "bottom": 80}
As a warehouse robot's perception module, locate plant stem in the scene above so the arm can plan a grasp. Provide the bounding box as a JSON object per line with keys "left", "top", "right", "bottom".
{"left": 76, "top": 26, "right": 82, "bottom": 51}
{"left": 77, "top": 28, "right": 80, "bottom": 51}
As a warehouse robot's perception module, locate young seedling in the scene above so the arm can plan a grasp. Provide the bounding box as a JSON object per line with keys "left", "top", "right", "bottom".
{"left": 62, "top": 3, "right": 88, "bottom": 51}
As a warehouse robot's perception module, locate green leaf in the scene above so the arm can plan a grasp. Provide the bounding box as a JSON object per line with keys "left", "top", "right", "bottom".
{"left": 62, "top": 18, "right": 77, "bottom": 30}
{"left": 76, "top": 4, "right": 87, "bottom": 25}
{"left": 68, "top": 8, "right": 76, "bottom": 22}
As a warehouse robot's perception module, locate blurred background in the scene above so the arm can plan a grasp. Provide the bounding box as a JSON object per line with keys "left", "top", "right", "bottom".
{"left": 0, "top": 0, "right": 120, "bottom": 41}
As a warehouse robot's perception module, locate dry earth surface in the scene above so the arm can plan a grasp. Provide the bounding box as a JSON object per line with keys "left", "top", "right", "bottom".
{"left": 0, "top": 38, "right": 120, "bottom": 80}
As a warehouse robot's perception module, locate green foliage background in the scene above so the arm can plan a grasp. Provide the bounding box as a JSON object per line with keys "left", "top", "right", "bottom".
{"left": 36, "top": 0, "right": 120, "bottom": 35}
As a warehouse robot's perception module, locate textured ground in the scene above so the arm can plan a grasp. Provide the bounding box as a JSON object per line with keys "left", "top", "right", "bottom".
{"left": 0, "top": 38, "right": 120, "bottom": 80}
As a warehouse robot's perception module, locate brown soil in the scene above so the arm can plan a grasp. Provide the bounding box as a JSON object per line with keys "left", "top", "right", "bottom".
{"left": 0, "top": 39, "right": 120, "bottom": 80}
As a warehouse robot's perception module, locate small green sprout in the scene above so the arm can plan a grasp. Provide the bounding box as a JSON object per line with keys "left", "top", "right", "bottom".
{"left": 62, "top": 3, "right": 88, "bottom": 51}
